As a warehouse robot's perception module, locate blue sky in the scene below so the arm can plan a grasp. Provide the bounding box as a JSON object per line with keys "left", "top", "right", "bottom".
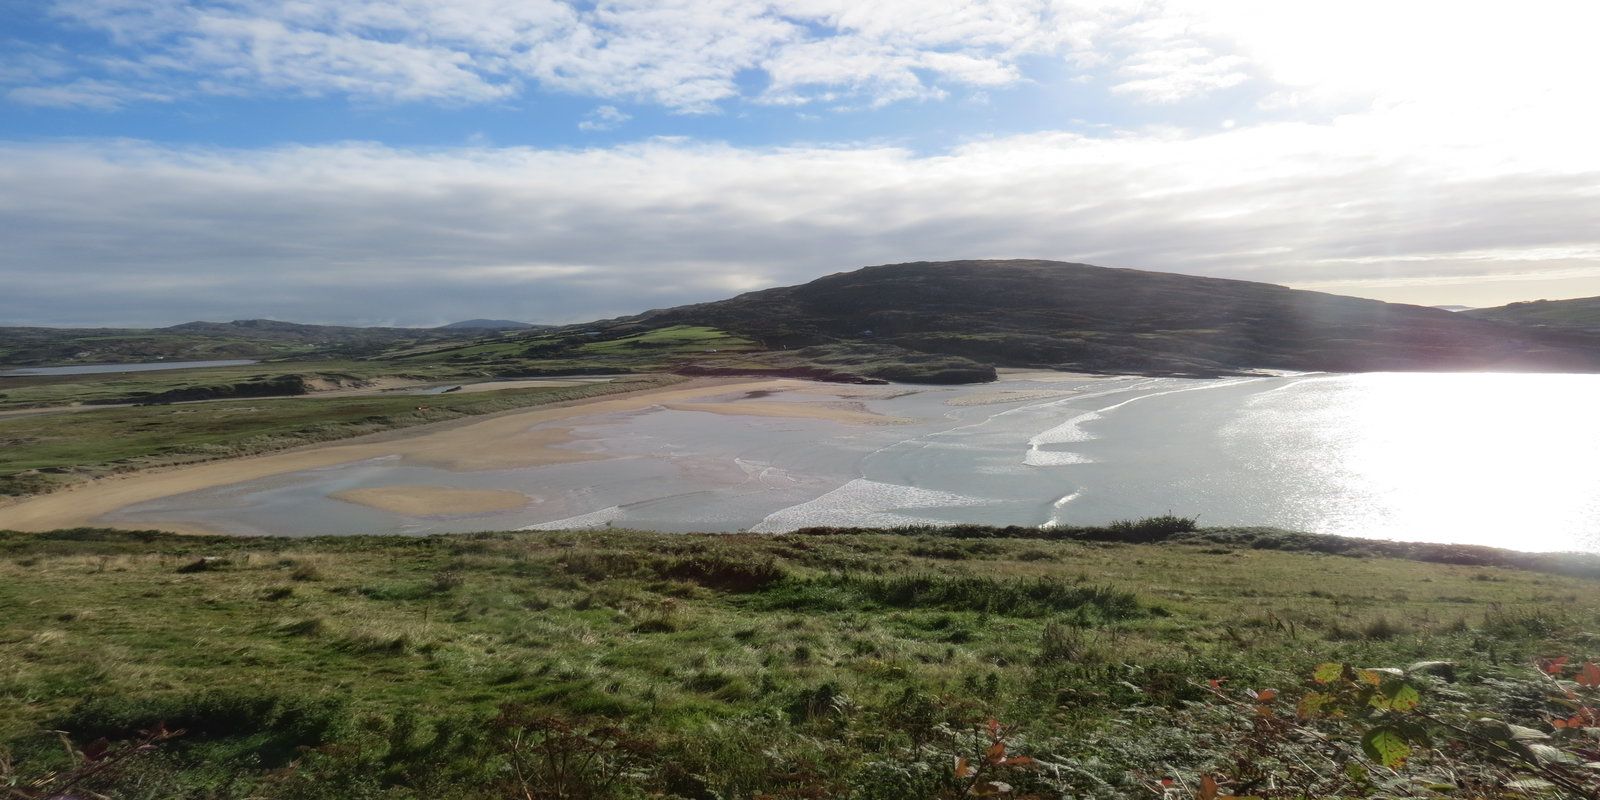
{"left": 4, "top": 0, "right": 1600, "bottom": 326}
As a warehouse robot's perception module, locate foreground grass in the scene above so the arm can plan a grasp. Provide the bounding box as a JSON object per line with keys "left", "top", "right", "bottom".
{"left": 1, "top": 525, "right": 1596, "bottom": 798}
{"left": 0, "top": 375, "right": 681, "bottom": 496}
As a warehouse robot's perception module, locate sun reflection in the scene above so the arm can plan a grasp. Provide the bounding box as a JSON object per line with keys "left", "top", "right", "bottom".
{"left": 1255, "top": 373, "right": 1600, "bottom": 552}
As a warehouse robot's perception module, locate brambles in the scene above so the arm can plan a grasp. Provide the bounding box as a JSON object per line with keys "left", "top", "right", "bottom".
{"left": 1185, "top": 656, "right": 1600, "bottom": 798}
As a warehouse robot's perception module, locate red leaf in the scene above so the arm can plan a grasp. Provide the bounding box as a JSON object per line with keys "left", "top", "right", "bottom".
{"left": 986, "top": 740, "right": 1008, "bottom": 764}
{"left": 1579, "top": 662, "right": 1600, "bottom": 688}
{"left": 1199, "top": 774, "right": 1220, "bottom": 800}
{"left": 1541, "top": 656, "right": 1570, "bottom": 676}
{"left": 1002, "top": 755, "right": 1036, "bottom": 767}
{"left": 987, "top": 718, "right": 1002, "bottom": 739}
{"left": 954, "top": 756, "right": 974, "bottom": 778}
{"left": 1255, "top": 689, "right": 1278, "bottom": 702}
{"left": 1208, "top": 678, "right": 1226, "bottom": 690}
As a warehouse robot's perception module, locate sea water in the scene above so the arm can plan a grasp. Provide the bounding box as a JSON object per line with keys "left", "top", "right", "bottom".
{"left": 103, "top": 373, "right": 1600, "bottom": 552}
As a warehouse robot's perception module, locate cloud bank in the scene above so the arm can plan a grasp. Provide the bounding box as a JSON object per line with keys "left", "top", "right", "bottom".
{"left": 6, "top": 117, "right": 1598, "bottom": 326}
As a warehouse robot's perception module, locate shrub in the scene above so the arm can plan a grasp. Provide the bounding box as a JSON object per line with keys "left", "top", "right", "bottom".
{"left": 658, "top": 555, "right": 787, "bottom": 593}
{"left": 1098, "top": 514, "right": 1199, "bottom": 543}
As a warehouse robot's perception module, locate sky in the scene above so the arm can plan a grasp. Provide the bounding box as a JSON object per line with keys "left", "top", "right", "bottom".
{"left": 3, "top": 1, "right": 1600, "bottom": 327}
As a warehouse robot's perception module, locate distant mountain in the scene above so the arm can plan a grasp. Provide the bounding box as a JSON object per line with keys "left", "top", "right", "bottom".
{"left": 609, "top": 260, "right": 1600, "bottom": 376}
{"left": 438, "top": 319, "right": 542, "bottom": 330}
{"left": 1463, "top": 296, "right": 1600, "bottom": 333}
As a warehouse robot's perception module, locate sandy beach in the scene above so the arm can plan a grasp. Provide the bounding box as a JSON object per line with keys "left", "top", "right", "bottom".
{"left": 661, "top": 400, "right": 910, "bottom": 424}
{"left": 0, "top": 377, "right": 898, "bottom": 533}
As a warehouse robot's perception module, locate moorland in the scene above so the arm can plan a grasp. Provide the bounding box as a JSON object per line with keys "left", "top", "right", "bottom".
{"left": 3, "top": 522, "right": 1599, "bottom": 798}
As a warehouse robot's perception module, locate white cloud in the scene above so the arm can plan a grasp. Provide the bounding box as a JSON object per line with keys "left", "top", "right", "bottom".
{"left": 7, "top": 77, "right": 173, "bottom": 109}
{"left": 11, "top": 0, "right": 1242, "bottom": 112}
{"left": 578, "top": 105, "right": 631, "bottom": 132}
{"left": 3, "top": 116, "right": 1598, "bottom": 325}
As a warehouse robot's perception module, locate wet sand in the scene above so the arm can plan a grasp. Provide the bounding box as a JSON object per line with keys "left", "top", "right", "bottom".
{"left": 661, "top": 400, "right": 910, "bottom": 424}
{"left": 946, "top": 389, "right": 1078, "bottom": 406}
{"left": 331, "top": 486, "right": 533, "bottom": 516}
{"left": 0, "top": 377, "right": 802, "bottom": 533}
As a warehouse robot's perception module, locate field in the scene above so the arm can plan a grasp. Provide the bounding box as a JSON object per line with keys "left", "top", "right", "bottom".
{"left": 0, "top": 375, "right": 680, "bottom": 497}
{"left": 0, "top": 361, "right": 472, "bottom": 410}
{"left": 2, "top": 523, "right": 1597, "bottom": 798}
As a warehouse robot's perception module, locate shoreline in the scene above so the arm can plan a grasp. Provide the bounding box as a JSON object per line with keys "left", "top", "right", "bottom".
{"left": 0, "top": 377, "right": 897, "bottom": 534}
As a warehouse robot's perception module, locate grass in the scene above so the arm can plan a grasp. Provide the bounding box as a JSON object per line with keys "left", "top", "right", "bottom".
{"left": 0, "top": 375, "right": 682, "bottom": 496}
{"left": 0, "top": 360, "right": 467, "bottom": 410}
{"left": 1, "top": 525, "right": 1595, "bottom": 798}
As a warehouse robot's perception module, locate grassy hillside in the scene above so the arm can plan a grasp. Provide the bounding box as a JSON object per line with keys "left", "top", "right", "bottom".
{"left": 616, "top": 260, "right": 1600, "bottom": 376}
{"left": 1466, "top": 296, "right": 1600, "bottom": 333}
{"left": 1, "top": 524, "right": 1596, "bottom": 799}
{"left": 0, "top": 320, "right": 495, "bottom": 367}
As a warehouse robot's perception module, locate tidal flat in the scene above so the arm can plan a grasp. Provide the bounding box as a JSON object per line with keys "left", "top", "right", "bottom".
{"left": 6, "top": 372, "right": 1598, "bottom": 552}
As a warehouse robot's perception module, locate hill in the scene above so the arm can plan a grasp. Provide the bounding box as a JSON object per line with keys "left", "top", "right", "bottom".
{"left": 1464, "top": 295, "right": 1600, "bottom": 332}
{"left": 437, "top": 319, "right": 542, "bottom": 330}
{"left": 611, "top": 260, "right": 1600, "bottom": 376}
{"left": 0, "top": 319, "right": 489, "bottom": 366}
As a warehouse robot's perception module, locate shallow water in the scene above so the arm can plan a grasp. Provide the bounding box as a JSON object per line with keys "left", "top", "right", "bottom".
{"left": 105, "top": 373, "right": 1600, "bottom": 552}
{"left": 0, "top": 359, "right": 259, "bottom": 376}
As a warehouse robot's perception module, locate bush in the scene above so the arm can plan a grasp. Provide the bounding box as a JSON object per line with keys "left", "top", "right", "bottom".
{"left": 658, "top": 555, "right": 787, "bottom": 593}
{"left": 1099, "top": 514, "right": 1199, "bottom": 543}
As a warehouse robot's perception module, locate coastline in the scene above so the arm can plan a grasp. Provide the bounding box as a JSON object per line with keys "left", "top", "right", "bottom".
{"left": 0, "top": 377, "right": 903, "bottom": 534}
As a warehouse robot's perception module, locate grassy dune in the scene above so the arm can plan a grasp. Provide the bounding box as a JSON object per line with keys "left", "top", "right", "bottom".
{"left": 0, "top": 375, "right": 681, "bottom": 497}
{"left": 2, "top": 524, "right": 1597, "bottom": 798}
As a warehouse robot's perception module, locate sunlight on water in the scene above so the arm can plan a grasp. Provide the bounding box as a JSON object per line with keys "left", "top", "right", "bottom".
{"left": 1230, "top": 373, "right": 1600, "bottom": 551}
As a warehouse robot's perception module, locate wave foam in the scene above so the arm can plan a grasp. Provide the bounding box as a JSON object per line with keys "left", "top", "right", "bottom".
{"left": 750, "top": 479, "right": 987, "bottom": 533}
{"left": 518, "top": 505, "right": 623, "bottom": 531}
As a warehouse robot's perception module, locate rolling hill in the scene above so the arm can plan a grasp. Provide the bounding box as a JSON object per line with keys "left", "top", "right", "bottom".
{"left": 600, "top": 259, "right": 1600, "bottom": 377}
{"left": 437, "top": 319, "right": 544, "bottom": 330}
{"left": 1464, "top": 296, "right": 1600, "bottom": 332}
{"left": 0, "top": 319, "right": 491, "bottom": 366}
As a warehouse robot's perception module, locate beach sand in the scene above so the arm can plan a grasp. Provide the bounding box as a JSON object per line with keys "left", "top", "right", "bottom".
{"left": 331, "top": 486, "right": 533, "bottom": 516}
{"left": 661, "top": 400, "right": 910, "bottom": 424}
{"left": 0, "top": 377, "right": 809, "bottom": 533}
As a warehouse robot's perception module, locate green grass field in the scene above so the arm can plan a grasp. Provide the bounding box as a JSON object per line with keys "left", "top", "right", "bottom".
{"left": 2, "top": 524, "right": 1596, "bottom": 798}
{"left": 0, "top": 361, "right": 480, "bottom": 410}
{"left": 0, "top": 376, "right": 681, "bottom": 497}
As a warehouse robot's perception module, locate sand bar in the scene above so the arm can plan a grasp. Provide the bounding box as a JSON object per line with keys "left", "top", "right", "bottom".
{"left": 660, "top": 400, "right": 910, "bottom": 425}
{"left": 331, "top": 486, "right": 533, "bottom": 516}
{"left": 0, "top": 377, "right": 802, "bottom": 533}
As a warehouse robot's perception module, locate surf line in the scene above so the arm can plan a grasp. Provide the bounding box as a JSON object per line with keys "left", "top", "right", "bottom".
{"left": 1025, "top": 376, "right": 1265, "bottom": 466}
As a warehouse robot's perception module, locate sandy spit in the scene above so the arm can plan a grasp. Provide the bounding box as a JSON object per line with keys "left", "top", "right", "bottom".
{"left": 0, "top": 377, "right": 794, "bottom": 534}
{"left": 330, "top": 486, "right": 533, "bottom": 516}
